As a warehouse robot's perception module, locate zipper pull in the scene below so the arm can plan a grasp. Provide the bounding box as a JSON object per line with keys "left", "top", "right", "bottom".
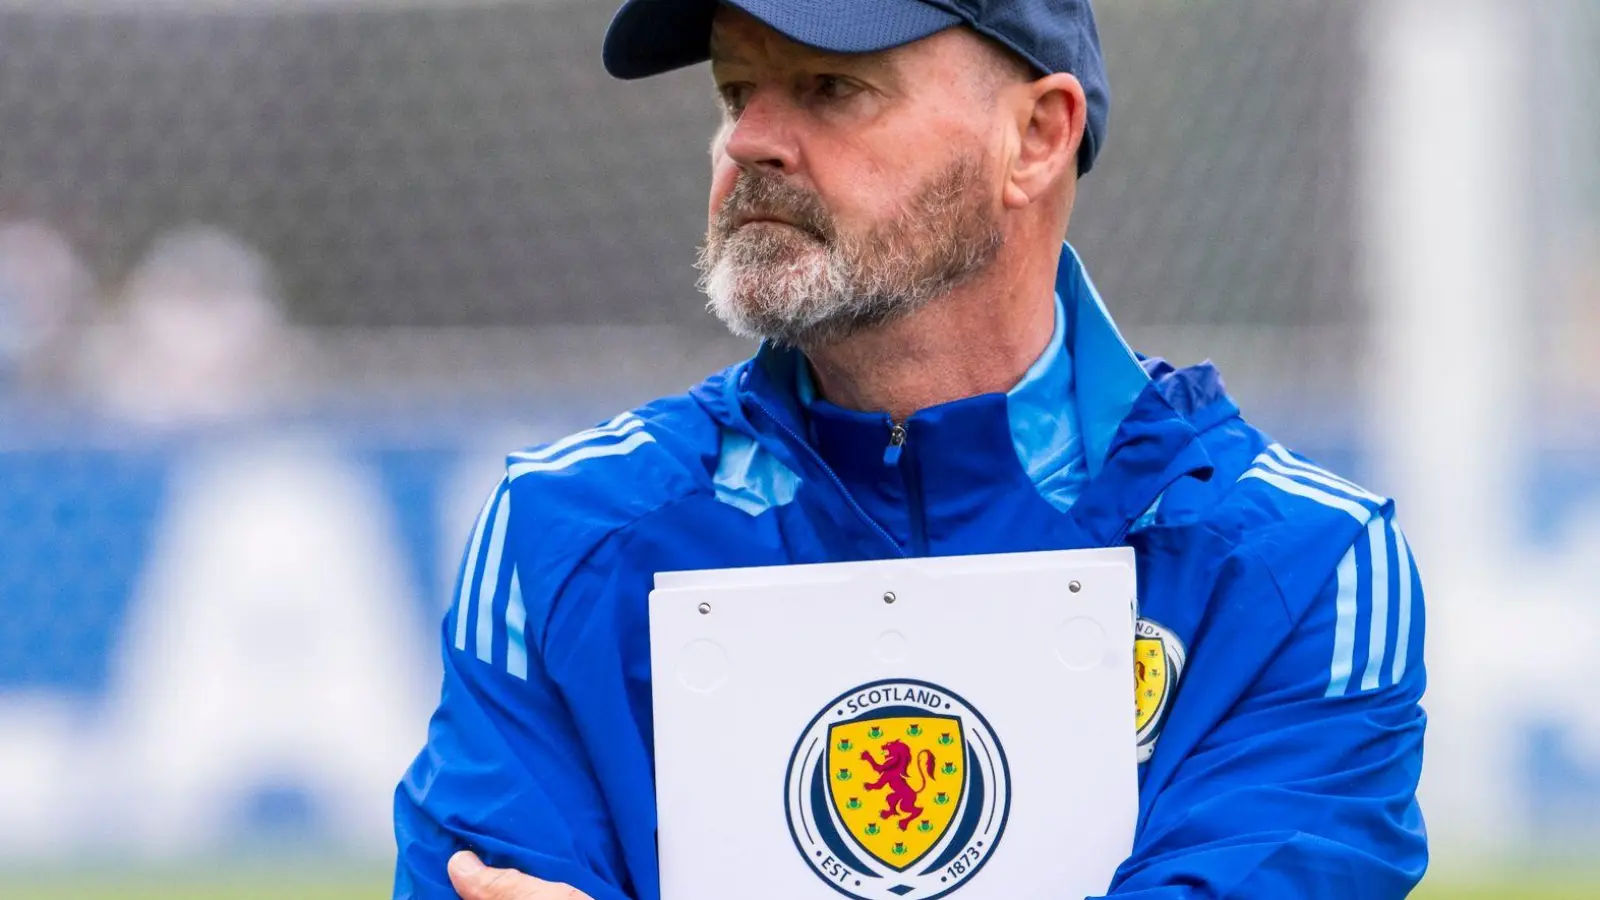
{"left": 883, "top": 422, "right": 907, "bottom": 466}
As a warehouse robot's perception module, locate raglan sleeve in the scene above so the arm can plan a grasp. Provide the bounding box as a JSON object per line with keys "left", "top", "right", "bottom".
{"left": 1100, "top": 505, "right": 1428, "bottom": 899}
{"left": 391, "top": 477, "right": 635, "bottom": 900}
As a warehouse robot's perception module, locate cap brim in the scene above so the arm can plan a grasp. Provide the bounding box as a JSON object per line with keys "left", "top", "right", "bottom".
{"left": 603, "top": 0, "right": 964, "bottom": 80}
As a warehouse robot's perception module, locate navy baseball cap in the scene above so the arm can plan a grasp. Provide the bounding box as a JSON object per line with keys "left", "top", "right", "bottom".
{"left": 602, "top": 0, "right": 1110, "bottom": 174}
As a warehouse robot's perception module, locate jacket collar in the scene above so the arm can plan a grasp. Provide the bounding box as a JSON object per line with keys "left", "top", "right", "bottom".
{"left": 702, "top": 242, "right": 1214, "bottom": 552}
{"left": 1055, "top": 242, "right": 1152, "bottom": 477}
{"left": 782, "top": 241, "right": 1152, "bottom": 495}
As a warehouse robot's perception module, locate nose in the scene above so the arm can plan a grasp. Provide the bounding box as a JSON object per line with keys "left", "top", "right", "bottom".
{"left": 722, "top": 91, "right": 800, "bottom": 175}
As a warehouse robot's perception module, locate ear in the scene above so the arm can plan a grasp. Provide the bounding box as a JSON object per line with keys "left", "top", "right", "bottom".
{"left": 1001, "top": 72, "right": 1087, "bottom": 210}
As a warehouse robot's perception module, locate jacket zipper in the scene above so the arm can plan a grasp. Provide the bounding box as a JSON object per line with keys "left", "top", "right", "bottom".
{"left": 745, "top": 394, "right": 906, "bottom": 557}
{"left": 881, "top": 421, "right": 928, "bottom": 555}
{"left": 882, "top": 423, "right": 907, "bottom": 466}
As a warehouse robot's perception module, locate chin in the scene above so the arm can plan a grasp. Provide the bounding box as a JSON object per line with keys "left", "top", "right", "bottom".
{"left": 704, "top": 281, "right": 818, "bottom": 344}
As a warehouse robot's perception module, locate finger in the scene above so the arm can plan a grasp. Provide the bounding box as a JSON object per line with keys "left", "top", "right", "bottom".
{"left": 449, "top": 850, "right": 522, "bottom": 900}
{"left": 447, "top": 850, "right": 488, "bottom": 898}
{"left": 447, "top": 850, "right": 591, "bottom": 900}
{"left": 448, "top": 849, "right": 485, "bottom": 880}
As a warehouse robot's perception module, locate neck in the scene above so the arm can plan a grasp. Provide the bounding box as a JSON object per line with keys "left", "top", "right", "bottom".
{"left": 802, "top": 243, "right": 1060, "bottom": 422}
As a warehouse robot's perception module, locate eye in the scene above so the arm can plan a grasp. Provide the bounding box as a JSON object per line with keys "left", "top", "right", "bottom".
{"left": 812, "top": 74, "right": 860, "bottom": 103}
{"left": 717, "top": 82, "right": 754, "bottom": 115}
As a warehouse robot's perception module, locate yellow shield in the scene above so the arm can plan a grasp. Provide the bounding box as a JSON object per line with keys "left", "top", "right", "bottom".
{"left": 826, "top": 714, "right": 965, "bottom": 871}
{"left": 1135, "top": 637, "right": 1169, "bottom": 732}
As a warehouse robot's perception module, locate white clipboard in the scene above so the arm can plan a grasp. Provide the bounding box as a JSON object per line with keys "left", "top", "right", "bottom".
{"left": 649, "top": 549, "right": 1139, "bottom": 900}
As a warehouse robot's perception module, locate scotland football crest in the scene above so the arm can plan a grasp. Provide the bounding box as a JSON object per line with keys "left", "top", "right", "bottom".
{"left": 784, "top": 679, "right": 1010, "bottom": 900}
{"left": 1134, "top": 617, "right": 1186, "bottom": 763}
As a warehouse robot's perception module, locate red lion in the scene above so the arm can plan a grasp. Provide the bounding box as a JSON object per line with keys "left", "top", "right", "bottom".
{"left": 860, "top": 739, "right": 937, "bottom": 831}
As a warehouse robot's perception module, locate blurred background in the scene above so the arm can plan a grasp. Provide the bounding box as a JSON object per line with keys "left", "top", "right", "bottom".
{"left": 0, "top": 0, "right": 1595, "bottom": 897}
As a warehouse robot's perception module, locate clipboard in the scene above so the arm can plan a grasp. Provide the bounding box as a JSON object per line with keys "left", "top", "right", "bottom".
{"left": 649, "top": 548, "right": 1139, "bottom": 900}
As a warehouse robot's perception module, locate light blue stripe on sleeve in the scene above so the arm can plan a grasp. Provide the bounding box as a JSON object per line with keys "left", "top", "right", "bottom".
{"left": 1241, "top": 469, "right": 1371, "bottom": 523}
{"left": 505, "top": 565, "right": 528, "bottom": 680}
{"left": 1391, "top": 527, "right": 1415, "bottom": 684}
{"left": 1326, "top": 542, "right": 1360, "bottom": 697}
{"left": 1258, "top": 452, "right": 1381, "bottom": 506}
{"left": 1265, "top": 444, "right": 1383, "bottom": 503}
{"left": 474, "top": 489, "right": 511, "bottom": 665}
{"left": 454, "top": 486, "right": 500, "bottom": 653}
{"left": 511, "top": 413, "right": 641, "bottom": 463}
{"left": 1360, "top": 516, "right": 1391, "bottom": 692}
{"left": 509, "top": 430, "right": 655, "bottom": 479}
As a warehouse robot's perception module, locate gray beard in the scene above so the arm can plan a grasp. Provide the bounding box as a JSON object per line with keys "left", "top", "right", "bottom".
{"left": 696, "top": 156, "right": 1003, "bottom": 348}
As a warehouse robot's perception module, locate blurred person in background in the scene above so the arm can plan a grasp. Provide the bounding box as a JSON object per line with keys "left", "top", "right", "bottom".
{"left": 396, "top": 2, "right": 1427, "bottom": 899}
{"left": 1563, "top": 225, "right": 1600, "bottom": 396}
{"left": 79, "top": 224, "right": 296, "bottom": 426}
{"left": 0, "top": 218, "right": 99, "bottom": 401}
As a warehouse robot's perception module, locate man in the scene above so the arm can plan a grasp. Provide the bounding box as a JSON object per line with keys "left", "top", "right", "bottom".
{"left": 394, "top": 1, "right": 1428, "bottom": 898}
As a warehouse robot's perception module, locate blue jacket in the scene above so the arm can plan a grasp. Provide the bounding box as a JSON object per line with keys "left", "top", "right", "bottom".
{"left": 394, "top": 246, "right": 1428, "bottom": 899}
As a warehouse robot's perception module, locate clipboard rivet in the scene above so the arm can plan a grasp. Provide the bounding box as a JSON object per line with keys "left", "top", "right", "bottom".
{"left": 1068, "top": 580, "right": 1082, "bottom": 593}
{"left": 697, "top": 602, "right": 712, "bottom": 615}
{"left": 883, "top": 591, "right": 897, "bottom": 604}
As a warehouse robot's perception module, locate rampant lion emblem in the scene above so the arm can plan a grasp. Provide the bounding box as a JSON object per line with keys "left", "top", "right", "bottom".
{"left": 786, "top": 679, "right": 1011, "bottom": 897}
{"left": 859, "top": 739, "right": 937, "bottom": 831}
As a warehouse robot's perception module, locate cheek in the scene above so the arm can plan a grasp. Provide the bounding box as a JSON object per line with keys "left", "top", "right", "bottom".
{"left": 813, "top": 128, "right": 932, "bottom": 227}
{"left": 826, "top": 162, "right": 909, "bottom": 229}
{"left": 708, "top": 162, "right": 738, "bottom": 223}
{"left": 707, "top": 134, "right": 738, "bottom": 224}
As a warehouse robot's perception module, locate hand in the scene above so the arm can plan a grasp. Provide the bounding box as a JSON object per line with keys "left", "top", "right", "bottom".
{"left": 448, "top": 850, "right": 595, "bottom": 900}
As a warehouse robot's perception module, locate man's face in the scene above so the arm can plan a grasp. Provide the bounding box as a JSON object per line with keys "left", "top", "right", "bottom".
{"left": 697, "top": 9, "right": 1009, "bottom": 347}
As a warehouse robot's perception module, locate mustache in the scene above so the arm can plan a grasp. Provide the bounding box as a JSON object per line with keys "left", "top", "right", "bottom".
{"left": 712, "top": 172, "right": 835, "bottom": 243}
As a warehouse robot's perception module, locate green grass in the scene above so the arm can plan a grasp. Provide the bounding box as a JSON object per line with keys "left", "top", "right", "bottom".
{"left": 1413, "top": 875, "right": 1600, "bottom": 900}
{"left": 1, "top": 869, "right": 1595, "bottom": 899}
{"left": 0, "top": 867, "right": 390, "bottom": 900}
